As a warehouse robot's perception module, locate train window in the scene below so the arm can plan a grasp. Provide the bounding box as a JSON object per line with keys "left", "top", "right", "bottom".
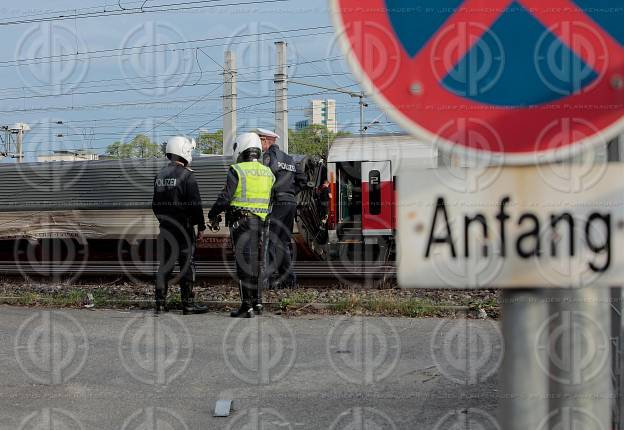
{"left": 369, "top": 170, "right": 381, "bottom": 215}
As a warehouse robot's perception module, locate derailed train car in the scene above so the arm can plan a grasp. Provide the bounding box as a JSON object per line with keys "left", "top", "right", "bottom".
{"left": 0, "top": 156, "right": 314, "bottom": 262}
{"left": 297, "top": 134, "right": 439, "bottom": 264}
{"left": 0, "top": 157, "right": 231, "bottom": 264}
{"left": 0, "top": 134, "right": 437, "bottom": 270}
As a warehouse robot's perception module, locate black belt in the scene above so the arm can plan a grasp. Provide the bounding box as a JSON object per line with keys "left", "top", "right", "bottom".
{"left": 229, "top": 210, "right": 261, "bottom": 230}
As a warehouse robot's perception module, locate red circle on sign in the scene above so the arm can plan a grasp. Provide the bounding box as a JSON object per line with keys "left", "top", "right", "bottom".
{"left": 330, "top": 0, "right": 624, "bottom": 164}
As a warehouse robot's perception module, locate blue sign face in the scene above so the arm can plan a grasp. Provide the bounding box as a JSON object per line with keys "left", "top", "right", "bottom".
{"left": 384, "top": 0, "right": 617, "bottom": 106}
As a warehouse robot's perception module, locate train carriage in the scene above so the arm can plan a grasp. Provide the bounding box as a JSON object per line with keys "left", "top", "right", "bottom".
{"left": 0, "top": 134, "right": 438, "bottom": 272}
{"left": 320, "top": 134, "right": 438, "bottom": 262}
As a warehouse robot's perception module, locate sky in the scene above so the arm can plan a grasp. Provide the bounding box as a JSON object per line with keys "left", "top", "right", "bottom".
{"left": 0, "top": 0, "right": 397, "bottom": 161}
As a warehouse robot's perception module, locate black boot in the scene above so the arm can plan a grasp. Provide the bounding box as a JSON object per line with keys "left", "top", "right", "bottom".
{"left": 253, "top": 303, "right": 263, "bottom": 315}
{"left": 181, "top": 283, "right": 208, "bottom": 315}
{"left": 182, "top": 298, "right": 209, "bottom": 315}
{"left": 162, "top": 286, "right": 169, "bottom": 312}
{"left": 230, "top": 304, "right": 254, "bottom": 318}
{"left": 155, "top": 288, "right": 165, "bottom": 315}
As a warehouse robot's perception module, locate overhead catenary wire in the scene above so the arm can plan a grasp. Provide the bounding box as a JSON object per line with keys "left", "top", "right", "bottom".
{"left": 0, "top": 72, "right": 352, "bottom": 101}
{"left": 0, "top": 88, "right": 363, "bottom": 114}
{"left": 3, "top": 0, "right": 249, "bottom": 21}
{"left": 0, "top": 55, "right": 347, "bottom": 96}
{"left": 145, "top": 83, "right": 225, "bottom": 134}
{"left": 21, "top": 103, "right": 360, "bottom": 134}
{"left": 1, "top": 26, "right": 335, "bottom": 68}
{"left": 0, "top": 0, "right": 292, "bottom": 26}
{"left": 15, "top": 86, "right": 362, "bottom": 149}
{"left": 189, "top": 84, "right": 360, "bottom": 134}
{"left": 0, "top": 4, "right": 397, "bottom": 159}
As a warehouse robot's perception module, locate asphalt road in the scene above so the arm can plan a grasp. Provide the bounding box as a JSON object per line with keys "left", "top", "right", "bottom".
{"left": 0, "top": 306, "right": 501, "bottom": 429}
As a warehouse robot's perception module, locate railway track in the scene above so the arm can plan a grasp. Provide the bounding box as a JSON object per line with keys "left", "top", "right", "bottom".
{"left": 0, "top": 260, "right": 396, "bottom": 279}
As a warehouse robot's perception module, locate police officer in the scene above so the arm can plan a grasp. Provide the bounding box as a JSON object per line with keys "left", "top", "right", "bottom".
{"left": 208, "top": 133, "right": 275, "bottom": 318}
{"left": 152, "top": 136, "right": 209, "bottom": 315}
{"left": 256, "top": 128, "right": 307, "bottom": 289}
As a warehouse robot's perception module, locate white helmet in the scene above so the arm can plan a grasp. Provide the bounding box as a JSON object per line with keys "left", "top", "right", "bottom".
{"left": 166, "top": 135, "right": 196, "bottom": 165}
{"left": 233, "top": 132, "right": 262, "bottom": 162}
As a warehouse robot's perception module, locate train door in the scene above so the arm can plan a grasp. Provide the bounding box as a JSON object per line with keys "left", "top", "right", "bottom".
{"left": 336, "top": 162, "right": 362, "bottom": 226}
{"left": 361, "top": 161, "right": 393, "bottom": 235}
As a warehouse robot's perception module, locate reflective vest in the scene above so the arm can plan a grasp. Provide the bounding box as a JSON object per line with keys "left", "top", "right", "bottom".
{"left": 231, "top": 161, "right": 275, "bottom": 221}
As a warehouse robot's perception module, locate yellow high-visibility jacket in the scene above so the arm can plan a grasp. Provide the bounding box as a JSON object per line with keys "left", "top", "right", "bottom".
{"left": 230, "top": 161, "right": 275, "bottom": 221}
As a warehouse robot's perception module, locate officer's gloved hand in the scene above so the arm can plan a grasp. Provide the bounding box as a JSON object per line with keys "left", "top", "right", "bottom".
{"left": 209, "top": 215, "right": 222, "bottom": 232}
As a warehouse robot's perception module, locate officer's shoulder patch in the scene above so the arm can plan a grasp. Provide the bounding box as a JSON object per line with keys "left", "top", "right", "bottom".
{"left": 262, "top": 153, "right": 271, "bottom": 165}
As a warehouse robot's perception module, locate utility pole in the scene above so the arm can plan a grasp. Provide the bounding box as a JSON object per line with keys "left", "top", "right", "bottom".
{"left": 274, "top": 41, "right": 288, "bottom": 153}
{"left": 223, "top": 50, "right": 237, "bottom": 157}
{"left": 8, "top": 123, "right": 30, "bottom": 163}
{"left": 16, "top": 127, "right": 24, "bottom": 162}
{"left": 0, "top": 126, "right": 9, "bottom": 157}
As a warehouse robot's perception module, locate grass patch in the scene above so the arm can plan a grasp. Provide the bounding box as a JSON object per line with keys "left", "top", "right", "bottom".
{"left": 0, "top": 281, "right": 497, "bottom": 318}
{"left": 328, "top": 294, "right": 463, "bottom": 317}
{"left": 279, "top": 290, "right": 319, "bottom": 310}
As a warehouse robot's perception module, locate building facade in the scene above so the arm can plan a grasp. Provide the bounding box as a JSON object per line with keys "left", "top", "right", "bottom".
{"left": 296, "top": 99, "right": 337, "bottom": 133}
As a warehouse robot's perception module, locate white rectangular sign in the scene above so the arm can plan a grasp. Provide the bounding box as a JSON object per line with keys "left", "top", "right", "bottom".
{"left": 398, "top": 164, "right": 624, "bottom": 288}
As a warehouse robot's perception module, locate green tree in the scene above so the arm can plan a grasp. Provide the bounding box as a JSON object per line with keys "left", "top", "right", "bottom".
{"left": 131, "top": 134, "right": 163, "bottom": 158}
{"left": 105, "top": 134, "right": 164, "bottom": 159}
{"left": 196, "top": 129, "right": 223, "bottom": 155}
{"left": 289, "top": 125, "right": 350, "bottom": 159}
{"left": 105, "top": 141, "right": 133, "bottom": 159}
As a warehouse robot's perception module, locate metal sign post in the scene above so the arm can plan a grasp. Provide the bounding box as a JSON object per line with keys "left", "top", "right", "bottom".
{"left": 330, "top": 1, "right": 624, "bottom": 428}
{"left": 548, "top": 288, "right": 612, "bottom": 429}
{"left": 500, "top": 290, "right": 549, "bottom": 429}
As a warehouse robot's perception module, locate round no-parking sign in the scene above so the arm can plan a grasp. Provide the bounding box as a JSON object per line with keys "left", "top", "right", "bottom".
{"left": 330, "top": 0, "right": 624, "bottom": 163}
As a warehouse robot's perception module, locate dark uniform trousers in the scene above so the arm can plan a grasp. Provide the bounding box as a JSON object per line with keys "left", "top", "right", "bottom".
{"left": 231, "top": 215, "right": 262, "bottom": 306}
{"left": 156, "top": 221, "right": 196, "bottom": 302}
{"left": 269, "top": 200, "right": 297, "bottom": 288}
